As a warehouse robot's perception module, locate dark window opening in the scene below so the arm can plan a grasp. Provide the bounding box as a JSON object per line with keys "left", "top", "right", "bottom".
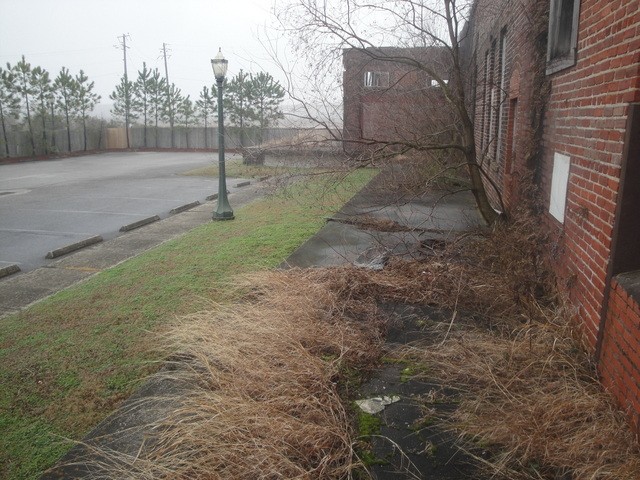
{"left": 547, "top": 0, "right": 581, "bottom": 74}
{"left": 505, "top": 97, "right": 518, "bottom": 175}
{"left": 552, "top": 0, "right": 575, "bottom": 59}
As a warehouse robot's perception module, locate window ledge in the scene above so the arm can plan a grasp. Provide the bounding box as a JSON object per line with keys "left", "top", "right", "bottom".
{"left": 546, "top": 54, "right": 577, "bottom": 75}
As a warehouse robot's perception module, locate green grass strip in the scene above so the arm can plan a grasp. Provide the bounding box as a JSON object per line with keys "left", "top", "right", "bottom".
{"left": 182, "top": 157, "right": 305, "bottom": 179}
{"left": 0, "top": 168, "right": 376, "bottom": 480}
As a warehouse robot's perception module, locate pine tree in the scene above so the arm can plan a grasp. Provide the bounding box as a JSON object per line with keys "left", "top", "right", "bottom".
{"left": 161, "top": 83, "right": 183, "bottom": 148}
{"left": 148, "top": 69, "right": 166, "bottom": 147}
{"left": 249, "top": 72, "right": 285, "bottom": 143}
{"left": 74, "top": 70, "right": 100, "bottom": 151}
{"left": 176, "top": 95, "right": 195, "bottom": 148}
{"left": 110, "top": 75, "right": 138, "bottom": 148}
{"left": 54, "top": 67, "right": 77, "bottom": 151}
{"left": 12, "top": 56, "right": 37, "bottom": 156}
{"left": 224, "top": 70, "right": 255, "bottom": 147}
{"left": 31, "top": 66, "right": 53, "bottom": 154}
{"left": 195, "top": 85, "right": 215, "bottom": 148}
{"left": 132, "top": 62, "right": 152, "bottom": 147}
{"left": 0, "top": 66, "right": 21, "bottom": 157}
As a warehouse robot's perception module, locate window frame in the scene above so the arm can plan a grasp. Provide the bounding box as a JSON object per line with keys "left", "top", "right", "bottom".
{"left": 546, "top": 0, "right": 581, "bottom": 75}
{"left": 363, "top": 71, "right": 390, "bottom": 88}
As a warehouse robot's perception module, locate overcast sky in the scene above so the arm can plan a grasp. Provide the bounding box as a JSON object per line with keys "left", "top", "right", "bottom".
{"left": 0, "top": 0, "right": 284, "bottom": 105}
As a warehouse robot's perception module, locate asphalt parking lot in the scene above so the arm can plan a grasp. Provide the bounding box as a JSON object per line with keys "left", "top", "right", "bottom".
{"left": 0, "top": 151, "right": 248, "bottom": 273}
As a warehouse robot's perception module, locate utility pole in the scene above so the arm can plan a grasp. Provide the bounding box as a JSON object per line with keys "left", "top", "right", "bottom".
{"left": 161, "top": 42, "right": 175, "bottom": 147}
{"left": 116, "top": 34, "right": 131, "bottom": 148}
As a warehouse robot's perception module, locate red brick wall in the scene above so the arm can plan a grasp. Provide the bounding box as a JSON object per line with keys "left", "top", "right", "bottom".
{"left": 542, "top": 0, "right": 640, "bottom": 348}
{"left": 600, "top": 276, "right": 640, "bottom": 433}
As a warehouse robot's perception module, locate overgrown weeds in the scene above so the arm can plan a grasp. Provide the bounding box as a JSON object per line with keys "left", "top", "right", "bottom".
{"left": 77, "top": 204, "right": 640, "bottom": 479}
{"left": 78, "top": 270, "right": 386, "bottom": 479}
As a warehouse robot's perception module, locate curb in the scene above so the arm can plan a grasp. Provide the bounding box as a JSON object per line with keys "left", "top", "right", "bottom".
{"left": 119, "top": 215, "right": 160, "bottom": 232}
{"left": 235, "top": 181, "right": 251, "bottom": 188}
{"left": 0, "top": 264, "right": 21, "bottom": 279}
{"left": 45, "top": 236, "right": 103, "bottom": 259}
{"left": 206, "top": 191, "right": 229, "bottom": 201}
{"left": 170, "top": 201, "right": 200, "bottom": 214}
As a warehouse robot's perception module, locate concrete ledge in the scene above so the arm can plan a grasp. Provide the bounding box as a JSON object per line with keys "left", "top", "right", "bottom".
{"left": 235, "top": 181, "right": 251, "bottom": 188}
{"left": 170, "top": 201, "right": 200, "bottom": 214}
{"left": 615, "top": 270, "right": 640, "bottom": 303}
{"left": 0, "top": 264, "right": 21, "bottom": 279}
{"left": 119, "top": 215, "right": 160, "bottom": 232}
{"left": 45, "top": 236, "right": 103, "bottom": 259}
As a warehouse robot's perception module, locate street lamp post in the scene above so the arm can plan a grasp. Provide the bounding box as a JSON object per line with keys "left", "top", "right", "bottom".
{"left": 211, "top": 48, "right": 234, "bottom": 220}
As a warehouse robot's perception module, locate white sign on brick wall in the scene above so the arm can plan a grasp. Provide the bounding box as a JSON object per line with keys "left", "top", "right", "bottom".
{"left": 549, "top": 152, "right": 571, "bottom": 223}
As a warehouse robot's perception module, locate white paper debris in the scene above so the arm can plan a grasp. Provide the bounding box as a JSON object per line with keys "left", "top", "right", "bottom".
{"left": 355, "top": 395, "right": 401, "bottom": 414}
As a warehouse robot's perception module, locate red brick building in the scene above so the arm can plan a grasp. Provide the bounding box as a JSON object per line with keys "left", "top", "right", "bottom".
{"left": 342, "top": 47, "right": 451, "bottom": 155}
{"left": 463, "top": 0, "right": 640, "bottom": 432}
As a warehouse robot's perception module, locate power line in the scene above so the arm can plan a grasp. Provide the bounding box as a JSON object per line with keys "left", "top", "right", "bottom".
{"left": 160, "top": 43, "right": 171, "bottom": 88}
{"left": 160, "top": 43, "right": 175, "bottom": 147}
{"left": 115, "top": 34, "right": 131, "bottom": 148}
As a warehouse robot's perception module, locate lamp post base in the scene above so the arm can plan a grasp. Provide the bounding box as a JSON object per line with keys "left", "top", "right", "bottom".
{"left": 212, "top": 210, "right": 235, "bottom": 221}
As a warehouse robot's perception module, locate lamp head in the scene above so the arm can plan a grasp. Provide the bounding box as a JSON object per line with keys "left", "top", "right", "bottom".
{"left": 211, "top": 48, "right": 228, "bottom": 81}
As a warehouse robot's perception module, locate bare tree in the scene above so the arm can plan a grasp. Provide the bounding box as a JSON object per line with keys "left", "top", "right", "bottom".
{"left": 273, "top": 0, "right": 500, "bottom": 224}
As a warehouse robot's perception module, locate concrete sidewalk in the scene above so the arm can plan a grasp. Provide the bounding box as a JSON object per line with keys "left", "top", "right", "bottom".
{"left": 40, "top": 170, "right": 486, "bottom": 479}
{"left": 285, "top": 171, "right": 485, "bottom": 269}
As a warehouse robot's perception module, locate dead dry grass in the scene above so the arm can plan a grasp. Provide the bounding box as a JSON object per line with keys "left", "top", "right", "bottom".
{"left": 81, "top": 269, "right": 385, "bottom": 479}
{"left": 398, "top": 323, "right": 640, "bottom": 479}
{"left": 81, "top": 207, "right": 640, "bottom": 479}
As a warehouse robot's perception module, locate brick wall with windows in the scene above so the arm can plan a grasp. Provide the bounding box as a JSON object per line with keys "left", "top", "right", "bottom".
{"left": 464, "top": 0, "right": 640, "bottom": 433}
{"left": 342, "top": 47, "right": 451, "bottom": 155}
{"left": 463, "top": 0, "right": 549, "bottom": 210}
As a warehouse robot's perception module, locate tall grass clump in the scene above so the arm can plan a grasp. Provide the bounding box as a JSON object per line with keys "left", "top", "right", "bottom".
{"left": 79, "top": 269, "right": 384, "bottom": 479}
